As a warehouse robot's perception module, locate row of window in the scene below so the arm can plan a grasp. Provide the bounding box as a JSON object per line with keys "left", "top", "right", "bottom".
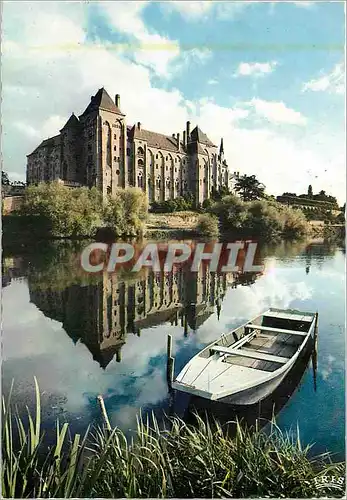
{"left": 133, "top": 147, "right": 187, "bottom": 165}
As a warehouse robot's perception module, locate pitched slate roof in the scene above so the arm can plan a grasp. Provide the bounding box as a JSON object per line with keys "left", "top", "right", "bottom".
{"left": 190, "top": 126, "right": 216, "bottom": 147}
{"left": 80, "top": 88, "right": 124, "bottom": 117}
{"left": 60, "top": 113, "right": 80, "bottom": 131}
{"left": 128, "top": 125, "right": 186, "bottom": 153}
{"left": 27, "top": 135, "right": 61, "bottom": 156}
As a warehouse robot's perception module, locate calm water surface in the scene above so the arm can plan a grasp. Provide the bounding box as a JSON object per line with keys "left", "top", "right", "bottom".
{"left": 2, "top": 238, "right": 345, "bottom": 460}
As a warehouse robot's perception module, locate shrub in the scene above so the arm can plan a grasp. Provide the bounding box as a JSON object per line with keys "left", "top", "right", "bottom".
{"left": 279, "top": 205, "right": 311, "bottom": 240}
{"left": 196, "top": 214, "right": 219, "bottom": 239}
{"left": 150, "top": 195, "right": 195, "bottom": 213}
{"left": 245, "top": 200, "right": 283, "bottom": 241}
{"left": 335, "top": 211, "right": 346, "bottom": 224}
{"left": 19, "top": 183, "right": 148, "bottom": 238}
{"left": 20, "top": 183, "right": 103, "bottom": 237}
{"left": 211, "top": 194, "right": 248, "bottom": 233}
{"left": 104, "top": 187, "right": 148, "bottom": 237}
{"left": 209, "top": 195, "right": 310, "bottom": 241}
{"left": 202, "top": 198, "right": 214, "bottom": 210}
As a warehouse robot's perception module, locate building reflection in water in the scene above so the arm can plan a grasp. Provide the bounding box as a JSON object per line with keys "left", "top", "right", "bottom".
{"left": 28, "top": 263, "right": 263, "bottom": 369}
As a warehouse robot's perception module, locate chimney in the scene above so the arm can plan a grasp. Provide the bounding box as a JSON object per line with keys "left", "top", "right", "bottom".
{"left": 186, "top": 121, "right": 191, "bottom": 143}
{"left": 115, "top": 94, "right": 120, "bottom": 107}
{"left": 137, "top": 122, "right": 141, "bottom": 130}
{"left": 177, "top": 132, "right": 181, "bottom": 152}
{"left": 183, "top": 130, "right": 186, "bottom": 147}
{"left": 172, "top": 133, "right": 176, "bottom": 138}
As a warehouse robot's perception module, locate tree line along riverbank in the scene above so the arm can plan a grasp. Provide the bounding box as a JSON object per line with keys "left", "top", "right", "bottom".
{"left": 4, "top": 181, "right": 343, "bottom": 244}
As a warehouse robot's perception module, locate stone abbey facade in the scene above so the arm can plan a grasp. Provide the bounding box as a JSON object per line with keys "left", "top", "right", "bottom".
{"left": 27, "top": 88, "right": 235, "bottom": 205}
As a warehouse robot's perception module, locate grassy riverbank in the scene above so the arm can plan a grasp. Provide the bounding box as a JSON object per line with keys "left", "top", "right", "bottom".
{"left": 2, "top": 381, "right": 344, "bottom": 498}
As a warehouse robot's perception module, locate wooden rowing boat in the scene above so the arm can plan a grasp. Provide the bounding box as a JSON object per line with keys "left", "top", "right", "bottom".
{"left": 172, "top": 308, "right": 317, "bottom": 405}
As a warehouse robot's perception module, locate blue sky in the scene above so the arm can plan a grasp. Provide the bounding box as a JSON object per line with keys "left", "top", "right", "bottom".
{"left": 2, "top": 1, "right": 345, "bottom": 201}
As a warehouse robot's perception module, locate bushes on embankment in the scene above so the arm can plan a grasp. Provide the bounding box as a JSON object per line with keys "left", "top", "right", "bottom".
{"left": 203, "top": 194, "right": 310, "bottom": 241}
{"left": 196, "top": 213, "right": 220, "bottom": 239}
{"left": 10, "top": 182, "right": 148, "bottom": 238}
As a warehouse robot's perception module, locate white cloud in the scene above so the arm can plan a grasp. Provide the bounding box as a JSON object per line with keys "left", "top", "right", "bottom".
{"left": 193, "top": 97, "right": 250, "bottom": 125}
{"left": 162, "top": 1, "right": 251, "bottom": 21}
{"left": 302, "top": 63, "right": 345, "bottom": 95}
{"left": 173, "top": 47, "right": 212, "bottom": 75}
{"left": 234, "top": 61, "right": 278, "bottom": 78}
{"left": 208, "top": 78, "right": 218, "bottom": 85}
{"left": 245, "top": 98, "right": 307, "bottom": 125}
{"left": 163, "top": 1, "right": 214, "bottom": 20}
{"left": 98, "top": 2, "right": 180, "bottom": 77}
{"left": 14, "top": 116, "right": 68, "bottom": 141}
{"left": 187, "top": 47, "right": 212, "bottom": 63}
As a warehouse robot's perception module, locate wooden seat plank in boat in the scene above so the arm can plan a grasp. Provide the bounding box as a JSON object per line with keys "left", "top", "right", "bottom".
{"left": 211, "top": 345, "right": 289, "bottom": 364}
{"left": 246, "top": 324, "right": 307, "bottom": 337}
{"left": 265, "top": 311, "right": 313, "bottom": 322}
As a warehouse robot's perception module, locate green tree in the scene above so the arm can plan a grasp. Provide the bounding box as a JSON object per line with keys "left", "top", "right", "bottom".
{"left": 196, "top": 213, "right": 219, "bottom": 239}
{"left": 104, "top": 187, "right": 148, "bottom": 236}
{"left": 211, "top": 185, "right": 231, "bottom": 201}
{"left": 2, "top": 171, "right": 11, "bottom": 186}
{"left": 234, "top": 174, "right": 265, "bottom": 202}
{"left": 211, "top": 194, "right": 248, "bottom": 232}
{"left": 209, "top": 194, "right": 309, "bottom": 241}
{"left": 20, "top": 182, "right": 103, "bottom": 237}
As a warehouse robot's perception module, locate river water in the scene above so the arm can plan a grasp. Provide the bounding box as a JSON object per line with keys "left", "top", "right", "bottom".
{"left": 2, "top": 238, "right": 345, "bottom": 461}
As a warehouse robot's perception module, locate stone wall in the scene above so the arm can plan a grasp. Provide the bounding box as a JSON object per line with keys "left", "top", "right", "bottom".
{"left": 2, "top": 196, "right": 24, "bottom": 214}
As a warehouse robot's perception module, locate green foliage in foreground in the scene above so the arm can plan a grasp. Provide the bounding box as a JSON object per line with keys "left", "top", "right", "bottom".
{"left": 2, "top": 380, "right": 344, "bottom": 498}
{"left": 19, "top": 182, "right": 148, "bottom": 238}
{"left": 210, "top": 195, "right": 310, "bottom": 241}
{"left": 196, "top": 213, "right": 220, "bottom": 239}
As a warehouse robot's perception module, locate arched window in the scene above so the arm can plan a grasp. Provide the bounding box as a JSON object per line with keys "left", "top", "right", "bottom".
{"left": 137, "top": 146, "right": 144, "bottom": 156}
{"left": 138, "top": 158, "right": 144, "bottom": 168}
{"left": 138, "top": 174, "right": 143, "bottom": 188}
{"left": 104, "top": 121, "right": 111, "bottom": 166}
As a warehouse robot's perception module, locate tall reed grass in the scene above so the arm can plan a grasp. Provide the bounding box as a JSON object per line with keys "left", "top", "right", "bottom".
{"left": 2, "top": 379, "right": 344, "bottom": 498}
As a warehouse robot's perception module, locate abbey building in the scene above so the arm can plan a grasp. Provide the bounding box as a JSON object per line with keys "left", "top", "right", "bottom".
{"left": 26, "top": 88, "right": 235, "bottom": 205}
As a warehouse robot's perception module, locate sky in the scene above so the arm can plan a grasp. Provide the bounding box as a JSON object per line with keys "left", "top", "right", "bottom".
{"left": 2, "top": 1, "right": 346, "bottom": 202}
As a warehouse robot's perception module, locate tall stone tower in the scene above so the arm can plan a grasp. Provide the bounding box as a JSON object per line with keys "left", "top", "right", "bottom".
{"left": 79, "top": 88, "right": 127, "bottom": 197}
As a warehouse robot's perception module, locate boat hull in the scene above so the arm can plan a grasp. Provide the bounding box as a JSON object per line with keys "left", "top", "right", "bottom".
{"left": 184, "top": 341, "right": 314, "bottom": 427}
{"left": 173, "top": 308, "right": 317, "bottom": 405}
{"left": 217, "top": 333, "right": 313, "bottom": 405}
{"left": 218, "top": 365, "right": 294, "bottom": 405}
